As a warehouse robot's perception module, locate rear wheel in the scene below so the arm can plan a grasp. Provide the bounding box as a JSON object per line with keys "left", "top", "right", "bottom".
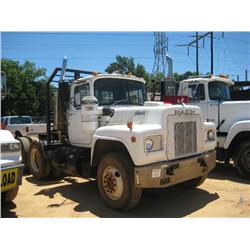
{"left": 2, "top": 187, "right": 19, "bottom": 203}
{"left": 18, "top": 137, "right": 31, "bottom": 173}
{"left": 28, "top": 141, "right": 51, "bottom": 180}
{"left": 233, "top": 142, "right": 250, "bottom": 179}
{"left": 97, "top": 153, "right": 142, "bottom": 210}
{"left": 179, "top": 175, "right": 207, "bottom": 188}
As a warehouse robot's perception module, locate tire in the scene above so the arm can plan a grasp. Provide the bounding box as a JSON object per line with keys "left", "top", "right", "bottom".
{"left": 233, "top": 142, "right": 250, "bottom": 179}
{"left": 18, "top": 137, "right": 31, "bottom": 173}
{"left": 179, "top": 175, "right": 207, "bottom": 188}
{"left": 97, "top": 153, "right": 142, "bottom": 210}
{"left": 2, "top": 187, "right": 19, "bottom": 203}
{"left": 28, "top": 141, "right": 51, "bottom": 180}
{"left": 25, "top": 135, "right": 39, "bottom": 143}
{"left": 15, "top": 131, "right": 22, "bottom": 138}
{"left": 50, "top": 147, "right": 66, "bottom": 178}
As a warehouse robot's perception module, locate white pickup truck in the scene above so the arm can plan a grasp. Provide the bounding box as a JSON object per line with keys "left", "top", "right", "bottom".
{"left": 1, "top": 116, "right": 46, "bottom": 138}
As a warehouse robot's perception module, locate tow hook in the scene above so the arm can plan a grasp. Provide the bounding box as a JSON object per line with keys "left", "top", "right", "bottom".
{"left": 197, "top": 157, "right": 208, "bottom": 173}
{"left": 166, "top": 163, "right": 179, "bottom": 176}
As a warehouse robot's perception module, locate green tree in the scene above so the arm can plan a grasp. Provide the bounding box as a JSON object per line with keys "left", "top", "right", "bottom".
{"left": 1, "top": 59, "right": 47, "bottom": 116}
{"left": 173, "top": 71, "right": 198, "bottom": 85}
{"left": 105, "top": 55, "right": 149, "bottom": 81}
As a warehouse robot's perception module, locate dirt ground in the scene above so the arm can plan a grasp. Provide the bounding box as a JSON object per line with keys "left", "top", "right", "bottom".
{"left": 1, "top": 162, "right": 250, "bottom": 218}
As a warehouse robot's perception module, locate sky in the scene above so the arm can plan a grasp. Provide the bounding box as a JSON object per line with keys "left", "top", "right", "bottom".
{"left": 1, "top": 32, "right": 249, "bottom": 82}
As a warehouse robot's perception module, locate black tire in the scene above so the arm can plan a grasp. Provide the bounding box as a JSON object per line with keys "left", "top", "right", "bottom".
{"left": 15, "top": 131, "right": 22, "bottom": 138}
{"left": 50, "top": 147, "right": 66, "bottom": 178}
{"left": 28, "top": 141, "right": 51, "bottom": 180}
{"left": 97, "top": 153, "right": 142, "bottom": 210}
{"left": 179, "top": 175, "right": 207, "bottom": 188}
{"left": 18, "top": 137, "right": 31, "bottom": 173}
{"left": 2, "top": 187, "right": 19, "bottom": 203}
{"left": 233, "top": 142, "right": 250, "bottom": 179}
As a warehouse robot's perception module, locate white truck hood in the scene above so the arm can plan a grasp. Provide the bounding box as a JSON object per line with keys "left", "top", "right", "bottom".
{"left": 220, "top": 101, "right": 250, "bottom": 132}
{"left": 0, "top": 129, "right": 19, "bottom": 143}
{"left": 0, "top": 130, "right": 22, "bottom": 168}
{"left": 108, "top": 104, "right": 201, "bottom": 126}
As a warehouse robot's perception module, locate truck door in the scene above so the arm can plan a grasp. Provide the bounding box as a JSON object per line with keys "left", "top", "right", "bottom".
{"left": 188, "top": 83, "right": 208, "bottom": 120}
{"left": 207, "top": 81, "right": 231, "bottom": 128}
{"left": 68, "top": 82, "right": 91, "bottom": 146}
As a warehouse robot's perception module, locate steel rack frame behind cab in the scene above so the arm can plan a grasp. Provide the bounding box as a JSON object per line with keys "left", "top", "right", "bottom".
{"left": 45, "top": 59, "right": 101, "bottom": 147}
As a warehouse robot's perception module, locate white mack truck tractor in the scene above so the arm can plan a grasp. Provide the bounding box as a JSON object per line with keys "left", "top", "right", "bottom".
{"left": 20, "top": 59, "right": 217, "bottom": 210}
{"left": 178, "top": 75, "right": 250, "bottom": 179}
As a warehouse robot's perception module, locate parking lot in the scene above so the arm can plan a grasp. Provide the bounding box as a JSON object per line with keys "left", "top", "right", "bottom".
{"left": 1, "top": 162, "right": 249, "bottom": 218}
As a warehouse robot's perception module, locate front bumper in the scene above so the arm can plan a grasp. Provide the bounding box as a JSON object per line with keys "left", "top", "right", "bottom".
{"left": 134, "top": 150, "right": 216, "bottom": 188}
{"left": 1, "top": 163, "right": 24, "bottom": 192}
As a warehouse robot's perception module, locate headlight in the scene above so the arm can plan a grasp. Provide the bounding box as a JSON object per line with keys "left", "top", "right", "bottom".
{"left": 145, "top": 135, "right": 162, "bottom": 152}
{"left": 207, "top": 130, "right": 215, "bottom": 141}
{"left": 145, "top": 138, "right": 154, "bottom": 151}
{"left": 1, "top": 142, "right": 21, "bottom": 153}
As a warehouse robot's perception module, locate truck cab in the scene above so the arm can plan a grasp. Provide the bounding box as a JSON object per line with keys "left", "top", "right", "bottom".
{"left": 67, "top": 74, "right": 146, "bottom": 146}
{"left": 178, "top": 75, "right": 250, "bottom": 179}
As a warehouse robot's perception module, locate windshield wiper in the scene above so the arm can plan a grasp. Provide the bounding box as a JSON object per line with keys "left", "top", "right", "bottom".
{"left": 110, "top": 99, "right": 129, "bottom": 106}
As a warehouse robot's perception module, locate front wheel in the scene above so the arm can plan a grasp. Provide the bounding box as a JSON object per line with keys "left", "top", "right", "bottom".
{"left": 179, "top": 175, "right": 207, "bottom": 188}
{"left": 234, "top": 142, "right": 250, "bottom": 179}
{"left": 97, "top": 153, "right": 142, "bottom": 210}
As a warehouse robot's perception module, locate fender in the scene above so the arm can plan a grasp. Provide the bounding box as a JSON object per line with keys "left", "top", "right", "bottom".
{"left": 224, "top": 120, "right": 250, "bottom": 149}
{"left": 91, "top": 124, "right": 165, "bottom": 167}
{"left": 91, "top": 126, "right": 137, "bottom": 166}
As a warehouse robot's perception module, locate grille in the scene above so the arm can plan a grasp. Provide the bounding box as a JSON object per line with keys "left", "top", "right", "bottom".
{"left": 174, "top": 121, "right": 197, "bottom": 157}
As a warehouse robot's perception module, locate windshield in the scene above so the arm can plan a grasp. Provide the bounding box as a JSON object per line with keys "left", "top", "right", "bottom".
{"left": 94, "top": 78, "right": 146, "bottom": 106}
{"left": 208, "top": 81, "right": 231, "bottom": 101}
{"left": 10, "top": 116, "right": 32, "bottom": 124}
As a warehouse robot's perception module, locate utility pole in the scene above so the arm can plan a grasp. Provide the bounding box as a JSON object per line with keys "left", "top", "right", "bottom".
{"left": 246, "top": 69, "right": 248, "bottom": 81}
{"left": 211, "top": 32, "right": 214, "bottom": 74}
{"left": 196, "top": 32, "right": 199, "bottom": 75}
{"left": 177, "top": 32, "right": 217, "bottom": 75}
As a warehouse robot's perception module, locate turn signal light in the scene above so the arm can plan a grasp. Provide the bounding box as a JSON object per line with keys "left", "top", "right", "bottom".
{"left": 127, "top": 121, "right": 133, "bottom": 130}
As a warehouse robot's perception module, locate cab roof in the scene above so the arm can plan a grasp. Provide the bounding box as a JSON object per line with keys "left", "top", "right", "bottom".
{"left": 181, "top": 76, "right": 235, "bottom": 86}
{"left": 72, "top": 73, "right": 146, "bottom": 85}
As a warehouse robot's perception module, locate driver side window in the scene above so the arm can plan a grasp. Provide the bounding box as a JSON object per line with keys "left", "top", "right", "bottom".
{"left": 188, "top": 84, "right": 205, "bottom": 102}
{"left": 74, "top": 83, "right": 90, "bottom": 108}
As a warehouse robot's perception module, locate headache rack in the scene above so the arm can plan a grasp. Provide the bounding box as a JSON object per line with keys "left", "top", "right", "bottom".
{"left": 45, "top": 58, "right": 101, "bottom": 146}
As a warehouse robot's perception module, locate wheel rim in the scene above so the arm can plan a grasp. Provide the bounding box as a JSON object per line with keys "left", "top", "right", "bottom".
{"left": 241, "top": 147, "right": 250, "bottom": 172}
{"left": 102, "top": 166, "right": 124, "bottom": 200}
{"left": 30, "top": 147, "right": 42, "bottom": 173}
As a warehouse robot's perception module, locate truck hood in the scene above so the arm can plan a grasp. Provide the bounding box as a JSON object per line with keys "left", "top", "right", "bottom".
{"left": 0, "top": 130, "right": 19, "bottom": 143}
{"left": 107, "top": 104, "right": 202, "bottom": 126}
{"left": 220, "top": 101, "right": 250, "bottom": 132}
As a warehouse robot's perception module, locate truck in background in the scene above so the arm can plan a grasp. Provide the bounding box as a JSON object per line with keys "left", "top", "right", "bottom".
{"left": 1, "top": 71, "right": 24, "bottom": 203}
{"left": 18, "top": 59, "right": 217, "bottom": 210}
{"left": 1, "top": 115, "right": 46, "bottom": 138}
{"left": 176, "top": 75, "right": 250, "bottom": 179}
